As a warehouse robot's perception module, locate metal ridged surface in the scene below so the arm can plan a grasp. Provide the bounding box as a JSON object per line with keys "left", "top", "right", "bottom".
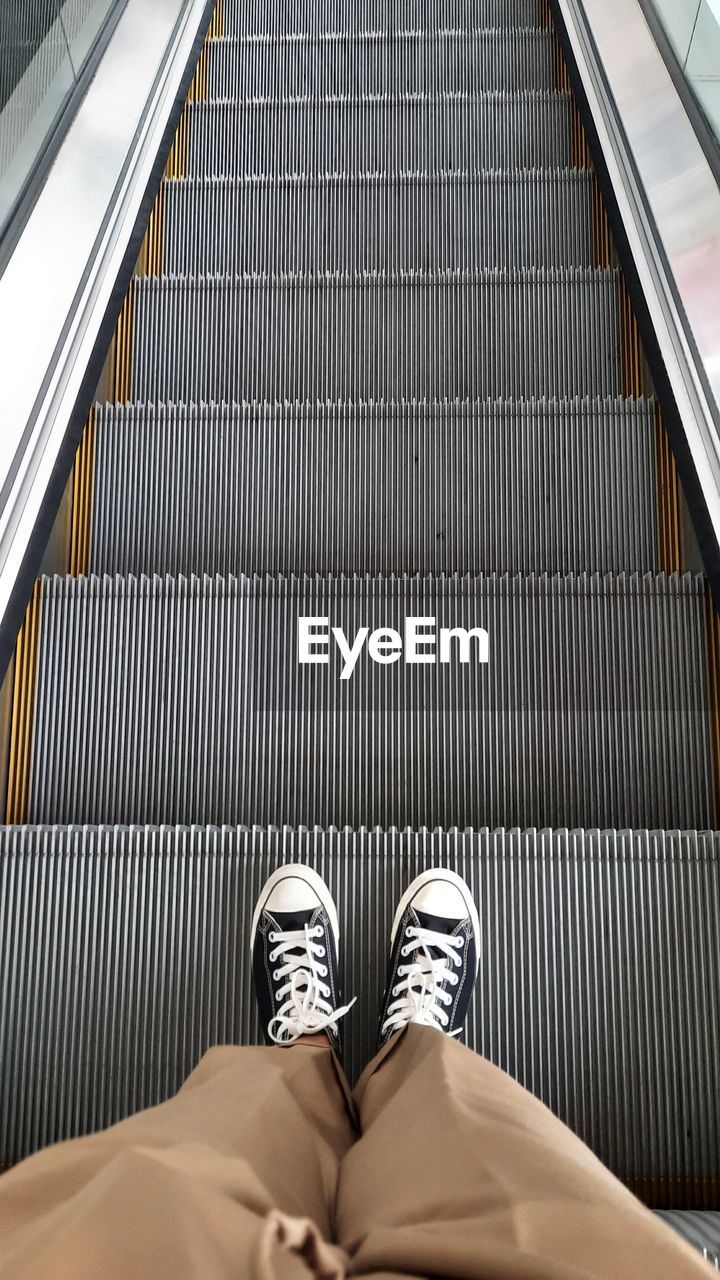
{"left": 91, "top": 398, "right": 659, "bottom": 577}
{"left": 2, "top": 824, "right": 718, "bottom": 1209}
{"left": 132, "top": 269, "right": 620, "bottom": 403}
{"left": 28, "top": 573, "right": 712, "bottom": 830}
{"left": 657, "top": 1213, "right": 720, "bottom": 1265}
{"left": 186, "top": 93, "right": 574, "bottom": 177}
{"left": 221, "top": 0, "right": 545, "bottom": 36}
{"left": 205, "top": 32, "right": 556, "bottom": 98}
{"left": 4, "top": 0, "right": 718, "bottom": 1230}
{"left": 655, "top": 1213, "right": 717, "bottom": 1264}
{"left": 163, "top": 170, "right": 594, "bottom": 275}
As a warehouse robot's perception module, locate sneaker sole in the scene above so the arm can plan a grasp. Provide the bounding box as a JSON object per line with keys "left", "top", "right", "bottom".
{"left": 390, "top": 866, "right": 481, "bottom": 973}
{"left": 249, "top": 863, "right": 341, "bottom": 953}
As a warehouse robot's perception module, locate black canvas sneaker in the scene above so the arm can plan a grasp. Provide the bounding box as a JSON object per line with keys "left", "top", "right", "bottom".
{"left": 251, "top": 864, "right": 355, "bottom": 1048}
{"left": 378, "top": 867, "right": 480, "bottom": 1049}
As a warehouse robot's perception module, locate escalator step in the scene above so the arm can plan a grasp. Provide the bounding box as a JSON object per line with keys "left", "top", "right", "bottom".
{"left": 220, "top": 0, "right": 546, "bottom": 36}
{"left": 2, "top": 823, "right": 718, "bottom": 1206}
{"left": 91, "top": 398, "right": 659, "bottom": 577}
{"left": 656, "top": 1214, "right": 720, "bottom": 1264}
{"left": 186, "top": 92, "right": 575, "bottom": 176}
{"left": 163, "top": 170, "right": 594, "bottom": 275}
{"left": 131, "top": 269, "right": 621, "bottom": 402}
{"left": 205, "top": 31, "right": 556, "bottom": 98}
{"left": 28, "top": 573, "right": 712, "bottom": 830}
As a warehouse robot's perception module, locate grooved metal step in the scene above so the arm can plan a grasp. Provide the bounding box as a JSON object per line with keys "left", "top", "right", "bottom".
{"left": 205, "top": 31, "right": 556, "bottom": 98}
{"left": 657, "top": 1214, "right": 720, "bottom": 1264}
{"left": 28, "top": 573, "right": 713, "bottom": 830}
{"left": 2, "top": 824, "right": 718, "bottom": 1212}
{"left": 163, "top": 170, "right": 594, "bottom": 274}
{"left": 220, "top": 0, "right": 546, "bottom": 36}
{"left": 186, "top": 92, "right": 575, "bottom": 177}
{"left": 91, "top": 398, "right": 660, "bottom": 577}
{"left": 131, "top": 269, "right": 621, "bottom": 403}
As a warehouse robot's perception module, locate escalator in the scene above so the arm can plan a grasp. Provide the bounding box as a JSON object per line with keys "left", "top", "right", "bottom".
{"left": 1, "top": 0, "right": 719, "bottom": 1241}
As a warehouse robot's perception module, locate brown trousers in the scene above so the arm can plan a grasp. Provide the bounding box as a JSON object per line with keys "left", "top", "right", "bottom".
{"left": 0, "top": 1025, "right": 710, "bottom": 1279}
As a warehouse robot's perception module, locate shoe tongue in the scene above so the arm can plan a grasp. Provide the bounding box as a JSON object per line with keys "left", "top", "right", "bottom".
{"left": 411, "top": 908, "right": 462, "bottom": 962}
{"left": 267, "top": 907, "right": 318, "bottom": 937}
{"left": 414, "top": 907, "right": 462, "bottom": 935}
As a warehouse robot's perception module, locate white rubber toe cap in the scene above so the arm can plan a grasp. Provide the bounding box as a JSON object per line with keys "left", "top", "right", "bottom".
{"left": 412, "top": 877, "right": 469, "bottom": 919}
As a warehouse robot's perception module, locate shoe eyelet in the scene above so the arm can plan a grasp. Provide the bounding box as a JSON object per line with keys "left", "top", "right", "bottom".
{"left": 273, "top": 969, "right": 280, "bottom": 981}
{"left": 401, "top": 945, "right": 410, "bottom": 957}
{"left": 320, "top": 965, "right": 328, "bottom": 977}
{"left": 317, "top": 947, "right": 325, "bottom": 958}
{"left": 269, "top": 950, "right": 277, "bottom": 963}
{"left": 397, "top": 965, "right": 406, "bottom": 977}
{"left": 268, "top": 931, "right": 277, "bottom": 943}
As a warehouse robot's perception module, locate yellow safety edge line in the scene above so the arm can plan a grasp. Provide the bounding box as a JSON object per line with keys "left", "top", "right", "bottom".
{"left": 113, "top": 284, "right": 136, "bottom": 403}
{"left": 69, "top": 410, "right": 96, "bottom": 577}
{"left": 627, "top": 1170, "right": 719, "bottom": 1210}
{"left": 140, "top": 0, "right": 223, "bottom": 272}
{"left": 5, "top": 0, "right": 224, "bottom": 821}
{"left": 6, "top": 582, "right": 42, "bottom": 825}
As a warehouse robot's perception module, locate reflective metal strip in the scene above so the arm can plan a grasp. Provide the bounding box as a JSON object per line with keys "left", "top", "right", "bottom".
{"left": 185, "top": 93, "right": 576, "bottom": 176}
{"left": 1, "top": 824, "right": 718, "bottom": 1209}
{"left": 219, "top": 0, "right": 545, "bottom": 35}
{"left": 162, "top": 170, "right": 594, "bottom": 275}
{"left": 27, "top": 572, "right": 713, "bottom": 830}
{"left": 91, "top": 397, "right": 659, "bottom": 577}
{"left": 205, "top": 31, "right": 557, "bottom": 98}
{"left": 130, "top": 268, "right": 621, "bottom": 403}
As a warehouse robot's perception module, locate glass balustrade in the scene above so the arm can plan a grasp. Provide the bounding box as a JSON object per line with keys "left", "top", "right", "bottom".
{"left": 0, "top": 0, "right": 121, "bottom": 242}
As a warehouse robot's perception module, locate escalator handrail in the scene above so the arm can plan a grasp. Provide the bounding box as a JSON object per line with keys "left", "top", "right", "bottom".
{"left": 552, "top": 0, "right": 720, "bottom": 597}
{"left": 0, "top": 0, "right": 214, "bottom": 682}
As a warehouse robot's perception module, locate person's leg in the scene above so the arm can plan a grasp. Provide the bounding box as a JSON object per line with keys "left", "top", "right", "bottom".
{"left": 336, "top": 869, "right": 710, "bottom": 1280}
{"left": 0, "top": 865, "right": 357, "bottom": 1280}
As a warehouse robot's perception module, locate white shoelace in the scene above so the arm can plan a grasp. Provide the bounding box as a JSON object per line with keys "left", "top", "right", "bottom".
{"left": 381, "top": 924, "right": 465, "bottom": 1038}
{"left": 267, "top": 923, "right": 356, "bottom": 1045}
